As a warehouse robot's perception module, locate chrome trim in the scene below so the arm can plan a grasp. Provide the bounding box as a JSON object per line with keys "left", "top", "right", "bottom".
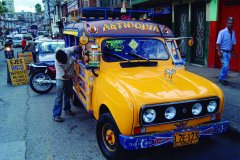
{"left": 140, "top": 97, "right": 220, "bottom": 126}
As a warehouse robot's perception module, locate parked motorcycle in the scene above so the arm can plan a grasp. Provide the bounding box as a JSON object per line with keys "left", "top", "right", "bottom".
{"left": 28, "top": 62, "right": 56, "bottom": 94}
{"left": 4, "top": 42, "right": 14, "bottom": 59}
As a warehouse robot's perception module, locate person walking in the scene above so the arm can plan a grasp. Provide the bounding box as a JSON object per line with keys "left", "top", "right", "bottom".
{"left": 216, "top": 17, "right": 237, "bottom": 85}
{"left": 21, "top": 36, "right": 27, "bottom": 52}
{"left": 53, "top": 46, "right": 82, "bottom": 122}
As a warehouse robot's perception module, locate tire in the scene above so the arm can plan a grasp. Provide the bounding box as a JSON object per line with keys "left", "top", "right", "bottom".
{"left": 97, "top": 113, "right": 127, "bottom": 160}
{"left": 72, "top": 91, "right": 81, "bottom": 106}
{"left": 30, "top": 71, "right": 53, "bottom": 94}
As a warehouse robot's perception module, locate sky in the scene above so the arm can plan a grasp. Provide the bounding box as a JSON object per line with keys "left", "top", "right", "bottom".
{"left": 14, "top": 0, "right": 43, "bottom": 13}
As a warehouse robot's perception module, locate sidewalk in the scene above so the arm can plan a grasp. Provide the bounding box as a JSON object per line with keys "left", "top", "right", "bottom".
{"left": 186, "top": 64, "right": 240, "bottom": 133}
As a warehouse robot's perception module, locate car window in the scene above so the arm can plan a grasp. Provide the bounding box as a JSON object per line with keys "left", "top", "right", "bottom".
{"left": 102, "top": 38, "right": 169, "bottom": 62}
{"left": 13, "top": 37, "right": 22, "bottom": 40}
{"left": 26, "top": 36, "right": 32, "bottom": 40}
{"left": 40, "top": 42, "right": 65, "bottom": 53}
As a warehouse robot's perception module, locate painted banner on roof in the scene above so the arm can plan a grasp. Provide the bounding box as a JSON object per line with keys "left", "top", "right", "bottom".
{"left": 84, "top": 20, "right": 174, "bottom": 37}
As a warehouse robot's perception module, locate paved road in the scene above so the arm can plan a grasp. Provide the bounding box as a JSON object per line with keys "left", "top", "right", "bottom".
{"left": 0, "top": 48, "right": 240, "bottom": 160}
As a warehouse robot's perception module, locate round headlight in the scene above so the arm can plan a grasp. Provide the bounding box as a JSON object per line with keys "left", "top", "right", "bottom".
{"left": 165, "top": 107, "right": 176, "bottom": 120}
{"left": 207, "top": 101, "right": 217, "bottom": 113}
{"left": 143, "top": 109, "right": 156, "bottom": 123}
{"left": 192, "top": 103, "right": 202, "bottom": 115}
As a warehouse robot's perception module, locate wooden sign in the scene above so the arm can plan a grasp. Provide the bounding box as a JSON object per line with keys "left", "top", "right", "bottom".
{"left": 18, "top": 52, "right": 33, "bottom": 67}
{"left": 7, "top": 58, "right": 29, "bottom": 86}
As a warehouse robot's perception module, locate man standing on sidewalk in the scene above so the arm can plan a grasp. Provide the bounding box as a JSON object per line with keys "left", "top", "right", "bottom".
{"left": 216, "top": 17, "right": 237, "bottom": 85}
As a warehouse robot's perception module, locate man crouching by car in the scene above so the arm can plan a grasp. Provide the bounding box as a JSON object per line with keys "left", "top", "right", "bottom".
{"left": 52, "top": 46, "right": 82, "bottom": 122}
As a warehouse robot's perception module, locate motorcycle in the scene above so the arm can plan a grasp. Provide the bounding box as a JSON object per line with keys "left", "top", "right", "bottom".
{"left": 4, "top": 42, "right": 14, "bottom": 59}
{"left": 28, "top": 61, "right": 56, "bottom": 94}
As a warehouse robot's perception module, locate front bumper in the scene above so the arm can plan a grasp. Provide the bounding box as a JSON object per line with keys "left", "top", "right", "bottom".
{"left": 119, "top": 120, "right": 228, "bottom": 150}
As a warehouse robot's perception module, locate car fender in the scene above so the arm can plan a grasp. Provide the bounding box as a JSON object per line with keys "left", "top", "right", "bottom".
{"left": 92, "top": 78, "right": 135, "bottom": 136}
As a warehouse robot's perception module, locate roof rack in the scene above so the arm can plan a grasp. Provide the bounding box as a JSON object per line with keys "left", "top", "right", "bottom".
{"left": 77, "top": 7, "right": 154, "bottom": 22}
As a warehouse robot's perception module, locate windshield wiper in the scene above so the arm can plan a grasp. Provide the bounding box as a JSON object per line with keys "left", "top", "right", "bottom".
{"left": 106, "top": 53, "right": 129, "bottom": 61}
{"left": 126, "top": 52, "right": 149, "bottom": 61}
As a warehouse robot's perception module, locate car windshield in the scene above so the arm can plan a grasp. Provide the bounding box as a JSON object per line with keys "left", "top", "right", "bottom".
{"left": 13, "top": 37, "right": 21, "bottom": 40}
{"left": 38, "top": 31, "right": 47, "bottom": 36}
{"left": 25, "top": 36, "right": 32, "bottom": 40}
{"left": 102, "top": 38, "right": 169, "bottom": 62}
{"left": 40, "top": 42, "right": 65, "bottom": 53}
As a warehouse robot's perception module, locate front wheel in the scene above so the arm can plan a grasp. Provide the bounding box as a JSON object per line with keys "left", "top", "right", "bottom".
{"left": 30, "top": 71, "right": 53, "bottom": 94}
{"left": 97, "top": 113, "right": 127, "bottom": 160}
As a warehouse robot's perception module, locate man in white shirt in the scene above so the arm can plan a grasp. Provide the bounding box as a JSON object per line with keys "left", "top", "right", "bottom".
{"left": 53, "top": 46, "right": 82, "bottom": 122}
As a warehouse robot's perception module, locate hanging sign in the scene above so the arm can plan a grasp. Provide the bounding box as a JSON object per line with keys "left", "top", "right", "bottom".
{"left": 7, "top": 58, "right": 29, "bottom": 86}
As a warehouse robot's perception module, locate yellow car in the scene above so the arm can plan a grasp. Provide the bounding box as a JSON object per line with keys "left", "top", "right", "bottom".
{"left": 64, "top": 20, "right": 228, "bottom": 160}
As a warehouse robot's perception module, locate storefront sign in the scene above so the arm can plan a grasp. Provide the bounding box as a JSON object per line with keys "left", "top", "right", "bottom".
{"left": 7, "top": 58, "right": 29, "bottom": 86}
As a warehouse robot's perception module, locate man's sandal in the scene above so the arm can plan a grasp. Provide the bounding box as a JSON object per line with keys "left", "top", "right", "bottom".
{"left": 54, "top": 116, "right": 63, "bottom": 122}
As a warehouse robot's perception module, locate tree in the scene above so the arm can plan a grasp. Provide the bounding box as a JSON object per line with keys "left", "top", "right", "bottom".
{"left": 35, "top": 3, "right": 42, "bottom": 13}
{"left": 0, "top": 1, "right": 8, "bottom": 15}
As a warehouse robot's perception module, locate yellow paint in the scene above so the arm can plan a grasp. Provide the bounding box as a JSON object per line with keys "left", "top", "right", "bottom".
{"left": 63, "top": 30, "right": 78, "bottom": 36}
{"left": 7, "top": 58, "right": 28, "bottom": 86}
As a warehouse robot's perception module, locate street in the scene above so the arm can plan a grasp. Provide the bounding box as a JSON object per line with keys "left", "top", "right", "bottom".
{"left": 1, "top": 47, "right": 240, "bottom": 160}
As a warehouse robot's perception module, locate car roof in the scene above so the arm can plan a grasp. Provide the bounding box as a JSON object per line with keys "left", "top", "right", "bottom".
{"left": 14, "top": 34, "right": 24, "bottom": 37}
{"left": 41, "top": 40, "right": 65, "bottom": 44}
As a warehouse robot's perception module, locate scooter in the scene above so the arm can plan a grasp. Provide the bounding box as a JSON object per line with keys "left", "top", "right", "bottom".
{"left": 28, "top": 62, "right": 56, "bottom": 94}
{"left": 4, "top": 42, "right": 14, "bottom": 59}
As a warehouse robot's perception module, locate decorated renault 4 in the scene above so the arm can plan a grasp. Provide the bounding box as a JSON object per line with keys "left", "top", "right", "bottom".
{"left": 64, "top": 20, "right": 228, "bottom": 160}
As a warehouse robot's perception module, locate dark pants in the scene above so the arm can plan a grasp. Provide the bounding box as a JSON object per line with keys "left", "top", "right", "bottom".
{"left": 53, "top": 79, "right": 73, "bottom": 118}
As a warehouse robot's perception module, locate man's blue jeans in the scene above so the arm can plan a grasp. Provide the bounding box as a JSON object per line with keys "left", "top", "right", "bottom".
{"left": 53, "top": 79, "right": 73, "bottom": 118}
{"left": 219, "top": 51, "right": 231, "bottom": 81}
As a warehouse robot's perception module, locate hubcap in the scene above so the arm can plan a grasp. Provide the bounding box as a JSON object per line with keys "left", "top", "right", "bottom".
{"left": 32, "top": 73, "right": 51, "bottom": 91}
{"left": 102, "top": 123, "right": 117, "bottom": 151}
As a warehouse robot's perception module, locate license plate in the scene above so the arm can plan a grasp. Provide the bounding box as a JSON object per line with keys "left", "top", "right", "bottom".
{"left": 174, "top": 130, "right": 199, "bottom": 147}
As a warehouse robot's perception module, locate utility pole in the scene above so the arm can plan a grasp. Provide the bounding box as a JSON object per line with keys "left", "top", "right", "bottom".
{"left": 47, "top": 0, "right": 52, "bottom": 36}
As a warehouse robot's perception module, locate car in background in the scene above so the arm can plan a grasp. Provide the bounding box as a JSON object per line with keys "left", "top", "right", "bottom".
{"left": 37, "top": 31, "right": 49, "bottom": 39}
{"left": 35, "top": 39, "right": 65, "bottom": 62}
{"left": 5, "top": 35, "right": 13, "bottom": 44}
{"left": 12, "top": 34, "right": 23, "bottom": 47}
{"left": 24, "top": 34, "right": 34, "bottom": 43}
{"left": 21, "top": 28, "right": 27, "bottom": 34}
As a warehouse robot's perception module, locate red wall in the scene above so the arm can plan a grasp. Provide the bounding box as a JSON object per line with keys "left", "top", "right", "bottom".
{"left": 208, "top": 21, "right": 219, "bottom": 68}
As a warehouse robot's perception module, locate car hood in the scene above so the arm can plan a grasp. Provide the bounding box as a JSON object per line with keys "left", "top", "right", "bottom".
{"left": 38, "top": 53, "right": 55, "bottom": 62}
{"left": 102, "top": 67, "right": 219, "bottom": 107}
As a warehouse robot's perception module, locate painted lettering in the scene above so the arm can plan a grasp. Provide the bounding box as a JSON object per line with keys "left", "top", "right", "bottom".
{"left": 141, "top": 24, "right": 148, "bottom": 30}
{"left": 127, "top": 22, "right": 134, "bottom": 28}
{"left": 116, "top": 22, "right": 123, "bottom": 29}
{"left": 103, "top": 24, "right": 111, "bottom": 31}
{"left": 109, "top": 23, "right": 118, "bottom": 30}
{"left": 135, "top": 23, "right": 141, "bottom": 29}
{"left": 102, "top": 22, "right": 160, "bottom": 33}
{"left": 153, "top": 26, "right": 160, "bottom": 32}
